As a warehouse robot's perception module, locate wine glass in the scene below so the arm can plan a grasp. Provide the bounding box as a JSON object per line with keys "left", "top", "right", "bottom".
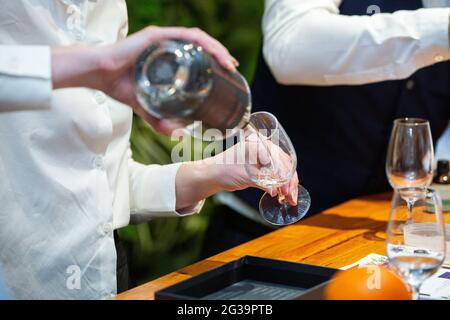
{"left": 386, "top": 118, "right": 434, "bottom": 221}
{"left": 244, "top": 112, "right": 311, "bottom": 226}
{"left": 386, "top": 188, "right": 446, "bottom": 300}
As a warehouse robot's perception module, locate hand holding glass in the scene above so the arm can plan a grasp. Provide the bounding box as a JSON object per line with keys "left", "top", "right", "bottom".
{"left": 244, "top": 112, "right": 311, "bottom": 226}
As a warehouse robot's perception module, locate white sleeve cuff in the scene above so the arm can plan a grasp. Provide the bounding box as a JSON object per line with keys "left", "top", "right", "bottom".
{"left": 0, "top": 46, "right": 52, "bottom": 111}
{"left": 129, "top": 162, "right": 204, "bottom": 224}
{"left": 176, "top": 199, "right": 206, "bottom": 216}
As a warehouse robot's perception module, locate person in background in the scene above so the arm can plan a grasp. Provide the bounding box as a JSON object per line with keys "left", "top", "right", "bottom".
{"left": 0, "top": 1, "right": 298, "bottom": 299}
{"left": 202, "top": 0, "right": 450, "bottom": 257}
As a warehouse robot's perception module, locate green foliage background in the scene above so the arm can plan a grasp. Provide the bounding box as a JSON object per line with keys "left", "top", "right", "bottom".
{"left": 118, "top": 0, "right": 264, "bottom": 284}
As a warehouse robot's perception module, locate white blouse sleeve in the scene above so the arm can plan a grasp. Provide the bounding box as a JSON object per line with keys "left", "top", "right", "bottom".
{"left": 263, "top": 0, "right": 450, "bottom": 86}
{"left": 0, "top": 45, "right": 52, "bottom": 111}
{"left": 127, "top": 152, "right": 204, "bottom": 223}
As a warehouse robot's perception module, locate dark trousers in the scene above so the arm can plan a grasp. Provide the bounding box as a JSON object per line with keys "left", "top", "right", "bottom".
{"left": 114, "top": 231, "right": 133, "bottom": 293}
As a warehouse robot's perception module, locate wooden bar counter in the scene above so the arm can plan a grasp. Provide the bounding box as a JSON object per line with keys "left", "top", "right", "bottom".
{"left": 115, "top": 192, "right": 404, "bottom": 300}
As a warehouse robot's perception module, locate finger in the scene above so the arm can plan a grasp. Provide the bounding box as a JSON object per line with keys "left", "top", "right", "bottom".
{"left": 257, "top": 139, "right": 272, "bottom": 167}
{"left": 280, "top": 182, "right": 289, "bottom": 196}
{"left": 143, "top": 26, "right": 238, "bottom": 68}
{"left": 253, "top": 184, "right": 277, "bottom": 197}
{"left": 287, "top": 173, "right": 299, "bottom": 206}
{"left": 187, "top": 28, "right": 237, "bottom": 69}
{"left": 207, "top": 43, "right": 238, "bottom": 71}
{"left": 158, "top": 27, "right": 237, "bottom": 71}
{"left": 285, "top": 173, "right": 298, "bottom": 205}
{"left": 194, "top": 32, "right": 237, "bottom": 71}
{"left": 246, "top": 132, "right": 271, "bottom": 168}
{"left": 144, "top": 117, "right": 178, "bottom": 135}
{"left": 133, "top": 104, "right": 182, "bottom": 135}
{"left": 269, "top": 187, "right": 278, "bottom": 197}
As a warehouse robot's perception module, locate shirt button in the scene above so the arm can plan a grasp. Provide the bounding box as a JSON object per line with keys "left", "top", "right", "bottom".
{"left": 99, "top": 223, "right": 113, "bottom": 236}
{"left": 94, "top": 91, "right": 107, "bottom": 105}
{"left": 93, "top": 156, "right": 105, "bottom": 170}
{"left": 434, "top": 54, "right": 444, "bottom": 63}
{"left": 406, "top": 79, "right": 415, "bottom": 90}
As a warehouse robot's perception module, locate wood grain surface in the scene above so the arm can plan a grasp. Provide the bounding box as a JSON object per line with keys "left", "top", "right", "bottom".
{"left": 115, "top": 192, "right": 449, "bottom": 300}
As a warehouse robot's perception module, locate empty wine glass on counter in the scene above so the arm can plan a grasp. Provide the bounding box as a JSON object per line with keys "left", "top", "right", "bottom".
{"left": 386, "top": 118, "right": 434, "bottom": 221}
{"left": 386, "top": 188, "right": 446, "bottom": 300}
{"left": 244, "top": 112, "right": 311, "bottom": 226}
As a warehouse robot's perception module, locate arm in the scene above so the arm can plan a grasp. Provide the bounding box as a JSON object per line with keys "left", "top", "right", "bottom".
{"left": 127, "top": 159, "right": 206, "bottom": 222}
{"left": 1, "top": 26, "right": 237, "bottom": 119}
{"left": 263, "top": 0, "right": 450, "bottom": 86}
{"left": 175, "top": 140, "right": 300, "bottom": 210}
{"left": 128, "top": 141, "right": 300, "bottom": 223}
{"left": 52, "top": 26, "right": 238, "bottom": 134}
{"left": 52, "top": 26, "right": 238, "bottom": 91}
{"left": 128, "top": 159, "right": 219, "bottom": 222}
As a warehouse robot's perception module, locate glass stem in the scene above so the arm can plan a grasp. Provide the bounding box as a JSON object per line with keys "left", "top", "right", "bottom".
{"left": 411, "top": 284, "right": 421, "bottom": 300}
{"left": 406, "top": 199, "right": 415, "bottom": 223}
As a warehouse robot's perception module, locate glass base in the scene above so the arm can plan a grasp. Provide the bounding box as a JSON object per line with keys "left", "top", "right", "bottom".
{"left": 259, "top": 185, "right": 311, "bottom": 226}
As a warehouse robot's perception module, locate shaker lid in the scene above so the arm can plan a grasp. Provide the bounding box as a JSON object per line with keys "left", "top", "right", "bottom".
{"left": 134, "top": 39, "right": 211, "bottom": 118}
{"left": 139, "top": 41, "right": 190, "bottom": 95}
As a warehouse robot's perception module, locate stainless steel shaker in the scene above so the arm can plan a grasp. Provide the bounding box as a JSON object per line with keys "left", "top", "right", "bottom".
{"left": 134, "top": 39, "right": 251, "bottom": 139}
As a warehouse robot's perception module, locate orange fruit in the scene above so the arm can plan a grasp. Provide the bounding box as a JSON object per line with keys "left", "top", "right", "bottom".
{"left": 324, "top": 266, "right": 411, "bottom": 300}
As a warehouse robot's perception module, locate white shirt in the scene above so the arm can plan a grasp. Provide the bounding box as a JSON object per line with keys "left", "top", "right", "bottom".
{"left": 261, "top": 0, "right": 450, "bottom": 167}
{"left": 263, "top": 0, "right": 450, "bottom": 85}
{"left": 0, "top": 0, "right": 201, "bottom": 299}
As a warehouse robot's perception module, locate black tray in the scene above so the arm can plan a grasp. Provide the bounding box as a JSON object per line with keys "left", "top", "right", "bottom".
{"left": 155, "top": 256, "right": 337, "bottom": 300}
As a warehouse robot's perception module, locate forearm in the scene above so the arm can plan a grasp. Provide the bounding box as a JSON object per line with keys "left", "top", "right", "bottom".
{"left": 175, "top": 160, "right": 222, "bottom": 211}
{"left": 263, "top": 0, "right": 450, "bottom": 86}
{"left": 51, "top": 46, "right": 103, "bottom": 90}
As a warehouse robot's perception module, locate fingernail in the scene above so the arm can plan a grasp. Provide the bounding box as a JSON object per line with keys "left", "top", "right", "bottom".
{"left": 226, "top": 61, "right": 236, "bottom": 72}
{"left": 233, "top": 58, "right": 239, "bottom": 67}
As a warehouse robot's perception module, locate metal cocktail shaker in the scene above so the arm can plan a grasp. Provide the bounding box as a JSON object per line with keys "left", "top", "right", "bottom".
{"left": 134, "top": 39, "right": 251, "bottom": 140}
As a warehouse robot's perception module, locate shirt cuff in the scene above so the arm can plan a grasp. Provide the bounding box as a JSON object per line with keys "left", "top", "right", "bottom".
{"left": 176, "top": 199, "right": 206, "bottom": 216}
{"left": 417, "top": 8, "right": 450, "bottom": 65}
{"left": 0, "top": 46, "right": 52, "bottom": 111}
{"left": 129, "top": 162, "right": 204, "bottom": 224}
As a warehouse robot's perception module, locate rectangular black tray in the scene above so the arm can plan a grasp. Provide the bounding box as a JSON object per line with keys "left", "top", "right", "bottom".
{"left": 155, "top": 256, "right": 337, "bottom": 300}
